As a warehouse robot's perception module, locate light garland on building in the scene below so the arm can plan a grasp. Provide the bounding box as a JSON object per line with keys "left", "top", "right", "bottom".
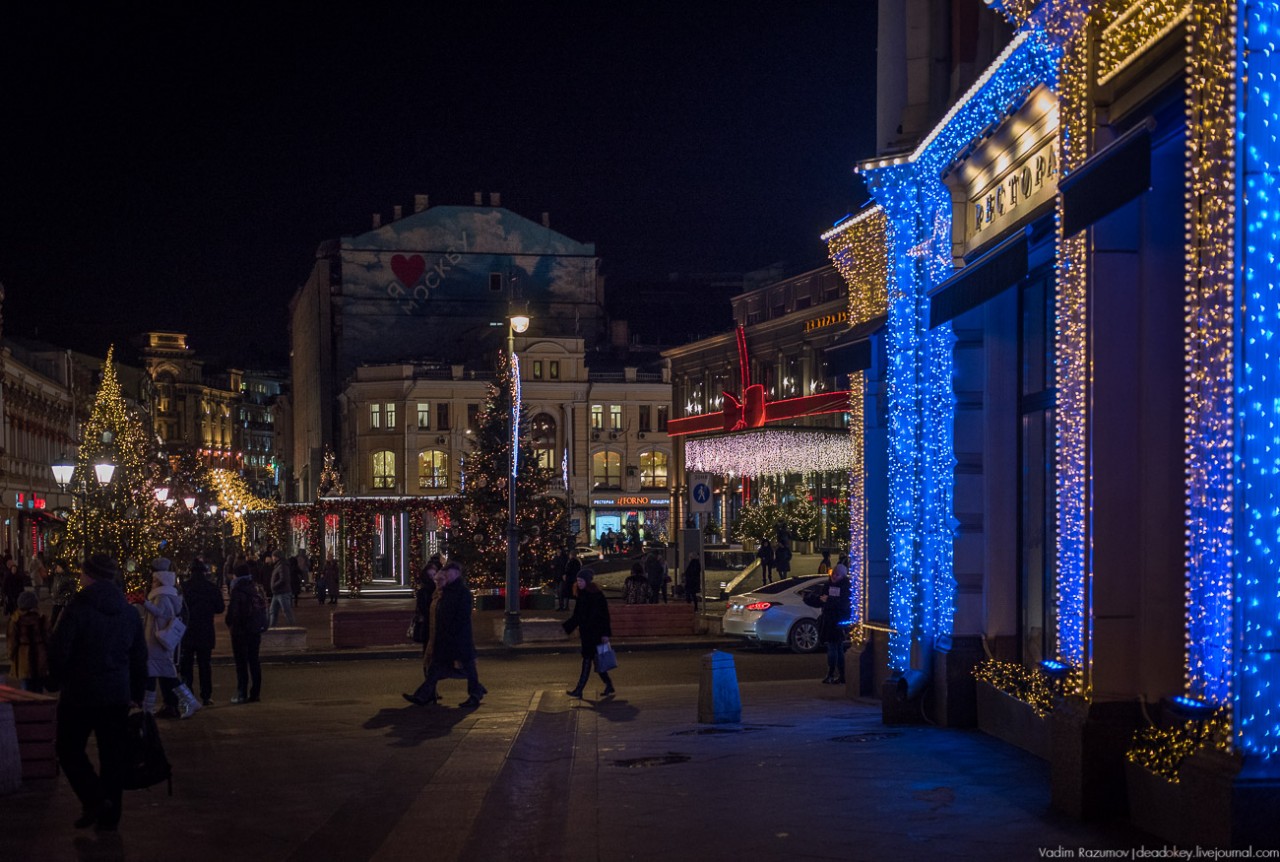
{"left": 1235, "top": 0, "right": 1275, "bottom": 758}
{"left": 859, "top": 27, "right": 1060, "bottom": 672}
{"left": 684, "top": 429, "right": 852, "bottom": 477}
{"left": 847, "top": 374, "right": 866, "bottom": 627}
{"left": 1052, "top": 1, "right": 1093, "bottom": 696}
{"left": 1097, "top": 0, "right": 1190, "bottom": 85}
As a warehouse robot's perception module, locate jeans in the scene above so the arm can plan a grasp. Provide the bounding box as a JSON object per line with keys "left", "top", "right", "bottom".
{"left": 56, "top": 701, "right": 129, "bottom": 825}
{"left": 826, "top": 641, "right": 846, "bottom": 679}
{"left": 231, "top": 631, "right": 262, "bottom": 699}
{"left": 269, "top": 592, "right": 295, "bottom": 627}
{"left": 179, "top": 643, "right": 214, "bottom": 701}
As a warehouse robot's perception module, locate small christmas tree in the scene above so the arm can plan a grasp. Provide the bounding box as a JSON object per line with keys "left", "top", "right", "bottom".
{"left": 448, "top": 352, "right": 567, "bottom": 589}
{"left": 63, "top": 346, "right": 163, "bottom": 595}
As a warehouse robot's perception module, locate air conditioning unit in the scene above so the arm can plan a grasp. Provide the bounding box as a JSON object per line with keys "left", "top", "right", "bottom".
{"left": 609, "top": 431, "right": 619, "bottom": 440}
{"left": 436, "top": 436, "right": 446, "bottom": 444}
{"left": 591, "top": 431, "right": 600, "bottom": 441}
{"left": 637, "top": 432, "right": 646, "bottom": 439}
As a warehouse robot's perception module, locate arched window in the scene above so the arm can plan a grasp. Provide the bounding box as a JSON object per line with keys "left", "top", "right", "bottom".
{"left": 530, "top": 413, "right": 556, "bottom": 470}
{"left": 418, "top": 449, "right": 449, "bottom": 489}
{"left": 592, "top": 450, "right": 621, "bottom": 489}
{"left": 639, "top": 450, "right": 669, "bottom": 489}
{"left": 372, "top": 450, "right": 396, "bottom": 489}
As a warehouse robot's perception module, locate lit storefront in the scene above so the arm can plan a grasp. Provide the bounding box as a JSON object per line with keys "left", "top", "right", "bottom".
{"left": 588, "top": 494, "right": 670, "bottom": 546}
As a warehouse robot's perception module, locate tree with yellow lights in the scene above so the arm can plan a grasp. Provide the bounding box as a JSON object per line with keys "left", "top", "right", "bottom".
{"left": 63, "top": 347, "right": 163, "bottom": 596}
{"left": 448, "top": 353, "right": 567, "bottom": 589}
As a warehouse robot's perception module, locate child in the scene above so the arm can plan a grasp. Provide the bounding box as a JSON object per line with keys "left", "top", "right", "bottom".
{"left": 7, "top": 591, "right": 49, "bottom": 692}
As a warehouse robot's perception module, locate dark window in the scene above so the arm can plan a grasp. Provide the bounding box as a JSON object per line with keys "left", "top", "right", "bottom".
{"left": 638, "top": 405, "right": 652, "bottom": 432}
{"left": 657, "top": 405, "right": 669, "bottom": 431}
{"left": 794, "top": 295, "right": 812, "bottom": 311}
{"left": 489, "top": 273, "right": 503, "bottom": 292}
{"left": 437, "top": 403, "right": 451, "bottom": 430}
{"left": 467, "top": 403, "right": 480, "bottom": 430}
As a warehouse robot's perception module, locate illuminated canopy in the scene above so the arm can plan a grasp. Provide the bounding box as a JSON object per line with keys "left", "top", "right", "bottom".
{"left": 685, "top": 428, "right": 851, "bottom": 478}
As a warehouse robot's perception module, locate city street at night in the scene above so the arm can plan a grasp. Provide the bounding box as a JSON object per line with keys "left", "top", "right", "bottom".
{"left": 6, "top": 646, "right": 1147, "bottom": 862}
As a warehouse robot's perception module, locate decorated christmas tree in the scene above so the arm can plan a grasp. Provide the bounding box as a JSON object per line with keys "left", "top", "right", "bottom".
{"left": 63, "top": 346, "right": 163, "bottom": 595}
{"left": 448, "top": 352, "right": 567, "bottom": 589}
{"left": 155, "top": 448, "right": 223, "bottom": 572}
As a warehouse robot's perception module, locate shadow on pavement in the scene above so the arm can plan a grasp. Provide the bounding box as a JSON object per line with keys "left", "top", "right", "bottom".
{"left": 362, "top": 703, "right": 471, "bottom": 746}
{"left": 571, "top": 696, "right": 641, "bottom": 722}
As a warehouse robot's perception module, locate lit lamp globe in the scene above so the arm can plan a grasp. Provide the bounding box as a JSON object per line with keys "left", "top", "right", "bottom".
{"left": 183, "top": 495, "right": 197, "bottom": 510}
{"left": 509, "top": 311, "right": 531, "bottom": 333}
{"left": 51, "top": 455, "right": 75, "bottom": 489}
{"left": 93, "top": 460, "right": 116, "bottom": 486}
{"left": 154, "top": 486, "right": 170, "bottom": 503}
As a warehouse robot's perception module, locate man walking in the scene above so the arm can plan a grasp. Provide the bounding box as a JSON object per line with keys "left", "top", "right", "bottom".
{"left": 403, "top": 561, "right": 485, "bottom": 708}
{"left": 180, "top": 562, "right": 225, "bottom": 707}
{"left": 47, "top": 554, "right": 147, "bottom": 832}
{"left": 226, "top": 563, "right": 264, "bottom": 704}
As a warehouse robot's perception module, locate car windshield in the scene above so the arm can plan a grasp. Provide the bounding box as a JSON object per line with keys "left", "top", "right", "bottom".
{"left": 750, "top": 577, "right": 821, "bottom": 595}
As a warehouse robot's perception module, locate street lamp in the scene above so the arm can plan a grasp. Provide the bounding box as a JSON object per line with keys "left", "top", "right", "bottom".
{"left": 503, "top": 302, "right": 531, "bottom": 647}
{"left": 154, "top": 485, "right": 170, "bottom": 503}
{"left": 51, "top": 455, "right": 76, "bottom": 490}
{"left": 182, "top": 494, "right": 197, "bottom": 510}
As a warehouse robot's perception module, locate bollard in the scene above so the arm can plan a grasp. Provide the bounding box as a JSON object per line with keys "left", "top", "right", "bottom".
{"left": 698, "top": 650, "right": 741, "bottom": 724}
{"left": 0, "top": 702, "right": 21, "bottom": 794}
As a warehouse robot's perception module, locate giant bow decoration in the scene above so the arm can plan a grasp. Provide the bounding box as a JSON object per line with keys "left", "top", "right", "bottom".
{"left": 667, "top": 325, "right": 851, "bottom": 437}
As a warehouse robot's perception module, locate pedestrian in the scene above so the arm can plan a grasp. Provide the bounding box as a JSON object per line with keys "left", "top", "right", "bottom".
{"left": 293, "top": 550, "right": 310, "bottom": 601}
{"left": 756, "top": 538, "right": 775, "bottom": 585}
{"left": 324, "top": 557, "right": 339, "bottom": 604}
{"left": 560, "top": 551, "right": 581, "bottom": 612}
{"left": 682, "top": 553, "right": 703, "bottom": 611}
{"left": 623, "top": 561, "right": 651, "bottom": 605}
{"left": 775, "top": 543, "right": 793, "bottom": 581}
{"left": 643, "top": 551, "right": 666, "bottom": 604}
{"left": 402, "top": 561, "right": 485, "bottom": 708}
{"left": 179, "top": 562, "right": 225, "bottom": 707}
{"left": 29, "top": 553, "right": 49, "bottom": 599}
{"left": 226, "top": 563, "right": 264, "bottom": 704}
{"left": 142, "top": 558, "right": 198, "bottom": 719}
{"left": 269, "top": 553, "right": 296, "bottom": 627}
{"left": 402, "top": 562, "right": 440, "bottom": 705}
{"left": 2, "top": 555, "right": 24, "bottom": 616}
{"left": 49, "top": 560, "right": 76, "bottom": 628}
{"left": 562, "top": 568, "right": 615, "bottom": 699}
{"left": 7, "top": 590, "right": 50, "bottom": 692}
{"left": 47, "top": 554, "right": 147, "bottom": 832}
{"left": 817, "top": 550, "right": 832, "bottom": 575}
{"left": 313, "top": 561, "right": 329, "bottom": 605}
{"left": 805, "top": 553, "right": 853, "bottom": 684}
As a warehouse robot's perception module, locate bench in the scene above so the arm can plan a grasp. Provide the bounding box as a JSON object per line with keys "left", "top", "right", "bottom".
{"left": 608, "top": 602, "right": 697, "bottom": 638}
{"left": 0, "top": 685, "right": 57, "bottom": 781}
{"left": 331, "top": 609, "right": 415, "bottom": 648}
{"left": 260, "top": 626, "right": 307, "bottom": 653}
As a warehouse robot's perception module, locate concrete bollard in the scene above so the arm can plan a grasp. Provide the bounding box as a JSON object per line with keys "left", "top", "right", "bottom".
{"left": 698, "top": 650, "right": 741, "bottom": 724}
{"left": 0, "top": 702, "right": 21, "bottom": 795}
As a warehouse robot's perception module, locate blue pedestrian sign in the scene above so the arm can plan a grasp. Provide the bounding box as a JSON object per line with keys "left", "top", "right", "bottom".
{"left": 690, "top": 474, "right": 713, "bottom": 513}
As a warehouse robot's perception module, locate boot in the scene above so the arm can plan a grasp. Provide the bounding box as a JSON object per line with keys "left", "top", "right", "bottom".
{"left": 567, "top": 657, "right": 591, "bottom": 698}
{"left": 599, "top": 671, "right": 615, "bottom": 697}
{"left": 175, "top": 683, "right": 202, "bottom": 718}
{"left": 142, "top": 690, "right": 158, "bottom": 714}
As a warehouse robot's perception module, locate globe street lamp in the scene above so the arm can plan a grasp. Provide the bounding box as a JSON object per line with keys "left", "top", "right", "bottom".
{"left": 51, "top": 453, "right": 115, "bottom": 492}
{"left": 503, "top": 303, "right": 531, "bottom": 647}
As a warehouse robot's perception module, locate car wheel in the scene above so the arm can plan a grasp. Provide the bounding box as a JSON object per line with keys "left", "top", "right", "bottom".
{"left": 788, "top": 619, "right": 820, "bottom": 654}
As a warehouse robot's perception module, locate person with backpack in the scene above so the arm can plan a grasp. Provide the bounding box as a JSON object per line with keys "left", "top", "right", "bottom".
{"left": 225, "top": 562, "right": 266, "bottom": 704}
{"left": 47, "top": 554, "right": 147, "bottom": 832}
{"left": 7, "top": 590, "right": 50, "bottom": 692}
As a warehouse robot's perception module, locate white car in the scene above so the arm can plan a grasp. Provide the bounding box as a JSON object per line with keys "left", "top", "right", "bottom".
{"left": 575, "top": 545, "right": 604, "bottom": 563}
{"left": 722, "top": 576, "right": 828, "bottom": 653}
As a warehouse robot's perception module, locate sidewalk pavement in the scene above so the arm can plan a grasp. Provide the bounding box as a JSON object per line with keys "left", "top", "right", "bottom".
{"left": 6, "top": 676, "right": 1155, "bottom": 861}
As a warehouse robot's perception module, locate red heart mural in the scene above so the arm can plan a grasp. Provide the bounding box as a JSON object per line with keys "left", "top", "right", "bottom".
{"left": 391, "top": 254, "right": 426, "bottom": 286}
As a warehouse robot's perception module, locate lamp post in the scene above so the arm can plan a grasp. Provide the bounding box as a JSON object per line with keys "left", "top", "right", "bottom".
{"left": 503, "top": 303, "right": 531, "bottom": 647}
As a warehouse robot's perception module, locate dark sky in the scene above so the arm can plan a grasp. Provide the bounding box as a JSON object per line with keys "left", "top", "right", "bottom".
{"left": 0, "top": 2, "right": 876, "bottom": 366}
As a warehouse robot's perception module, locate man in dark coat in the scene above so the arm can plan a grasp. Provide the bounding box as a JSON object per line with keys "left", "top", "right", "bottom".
{"left": 225, "top": 564, "right": 264, "bottom": 704}
{"left": 180, "top": 565, "right": 225, "bottom": 706}
{"left": 562, "top": 568, "right": 614, "bottom": 698}
{"left": 406, "top": 561, "right": 485, "bottom": 708}
{"left": 560, "top": 552, "right": 581, "bottom": 611}
{"left": 682, "top": 553, "right": 703, "bottom": 611}
{"left": 643, "top": 551, "right": 666, "bottom": 604}
{"left": 2, "top": 555, "right": 25, "bottom": 616}
{"left": 47, "top": 554, "right": 147, "bottom": 832}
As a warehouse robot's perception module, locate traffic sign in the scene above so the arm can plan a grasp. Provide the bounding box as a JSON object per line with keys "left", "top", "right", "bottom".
{"left": 689, "top": 473, "right": 713, "bottom": 513}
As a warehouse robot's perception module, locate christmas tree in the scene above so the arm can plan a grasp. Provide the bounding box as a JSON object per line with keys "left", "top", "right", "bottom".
{"left": 63, "top": 346, "right": 163, "bottom": 595}
{"left": 448, "top": 352, "right": 567, "bottom": 589}
{"left": 155, "top": 448, "right": 223, "bottom": 572}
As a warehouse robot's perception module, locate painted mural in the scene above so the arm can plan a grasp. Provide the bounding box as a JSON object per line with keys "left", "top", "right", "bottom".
{"left": 336, "top": 206, "right": 602, "bottom": 371}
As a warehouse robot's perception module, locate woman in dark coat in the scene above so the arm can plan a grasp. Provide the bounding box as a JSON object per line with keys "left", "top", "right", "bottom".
{"left": 804, "top": 555, "right": 852, "bottom": 684}
{"left": 402, "top": 562, "right": 439, "bottom": 705}
{"left": 404, "top": 562, "right": 485, "bottom": 708}
{"left": 756, "top": 539, "right": 775, "bottom": 585}
{"left": 562, "top": 568, "right": 614, "bottom": 698}
{"left": 179, "top": 567, "right": 225, "bottom": 707}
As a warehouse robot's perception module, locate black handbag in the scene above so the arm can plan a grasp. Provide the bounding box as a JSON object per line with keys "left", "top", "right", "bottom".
{"left": 407, "top": 614, "right": 425, "bottom": 644}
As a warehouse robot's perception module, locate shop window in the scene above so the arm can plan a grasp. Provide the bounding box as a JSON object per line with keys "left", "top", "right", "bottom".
{"left": 639, "top": 451, "right": 668, "bottom": 489}
{"left": 418, "top": 449, "right": 449, "bottom": 489}
{"left": 370, "top": 403, "right": 382, "bottom": 429}
{"left": 592, "top": 451, "right": 622, "bottom": 489}
{"left": 417, "top": 402, "right": 431, "bottom": 430}
{"left": 609, "top": 404, "right": 623, "bottom": 431}
{"left": 591, "top": 404, "right": 604, "bottom": 430}
{"left": 372, "top": 450, "right": 396, "bottom": 489}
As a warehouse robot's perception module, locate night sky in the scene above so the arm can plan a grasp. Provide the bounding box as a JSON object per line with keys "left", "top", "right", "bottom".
{"left": 0, "top": 2, "right": 877, "bottom": 367}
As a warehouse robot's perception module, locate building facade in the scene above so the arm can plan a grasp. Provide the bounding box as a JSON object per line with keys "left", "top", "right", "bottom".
{"left": 288, "top": 196, "right": 605, "bottom": 502}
